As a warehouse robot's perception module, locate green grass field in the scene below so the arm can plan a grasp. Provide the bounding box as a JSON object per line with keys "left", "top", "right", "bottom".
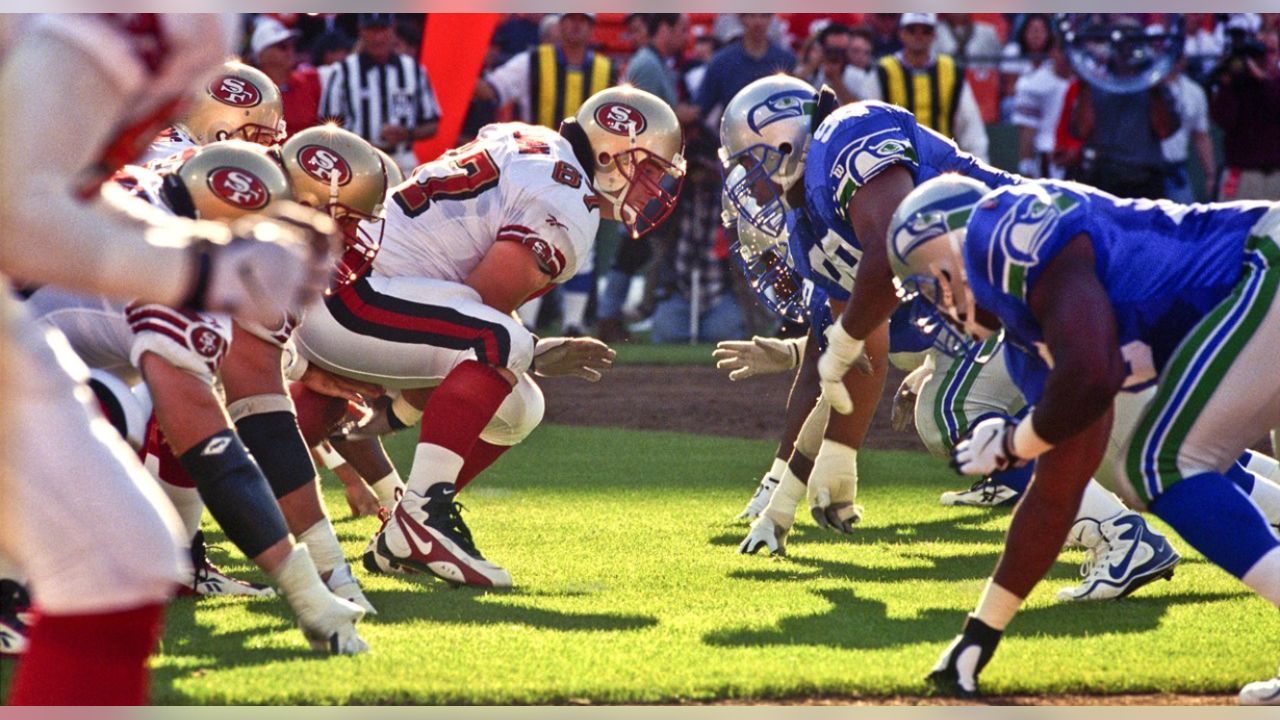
{"left": 117, "top": 423, "right": 1277, "bottom": 704}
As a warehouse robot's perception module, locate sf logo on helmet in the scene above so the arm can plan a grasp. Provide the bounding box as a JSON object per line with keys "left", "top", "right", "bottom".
{"left": 210, "top": 76, "right": 262, "bottom": 108}
{"left": 298, "top": 145, "right": 352, "bottom": 186}
{"left": 208, "top": 167, "right": 271, "bottom": 210}
{"left": 595, "top": 103, "right": 647, "bottom": 137}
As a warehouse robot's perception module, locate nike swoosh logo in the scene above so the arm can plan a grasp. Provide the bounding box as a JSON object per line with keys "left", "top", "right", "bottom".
{"left": 396, "top": 505, "right": 435, "bottom": 557}
{"left": 1108, "top": 517, "right": 1144, "bottom": 582}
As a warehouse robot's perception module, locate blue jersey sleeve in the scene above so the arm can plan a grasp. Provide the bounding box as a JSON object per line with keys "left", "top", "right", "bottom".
{"left": 965, "top": 182, "right": 1092, "bottom": 312}
{"left": 810, "top": 103, "right": 921, "bottom": 225}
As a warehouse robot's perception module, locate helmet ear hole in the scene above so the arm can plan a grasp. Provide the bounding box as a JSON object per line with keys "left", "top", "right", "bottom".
{"left": 597, "top": 151, "right": 612, "bottom": 166}
{"left": 778, "top": 142, "right": 792, "bottom": 155}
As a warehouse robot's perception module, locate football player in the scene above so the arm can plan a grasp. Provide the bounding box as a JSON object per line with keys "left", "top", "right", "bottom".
{"left": 141, "top": 60, "right": 286, "bottom": 166}
{"left": 718, "top": 76, "right": 1017, "bottom": 542}
{"left": 27, "top": 142, "right": 370, "bottom": 652}
{"left": 718, "top": 212, "right": 1183, "bottom": 602}
{"left": 293, "top": 86, "right": 684, "bottom": 588}
{"left": 887, "top": 176, "right": 1280, "bottom": 704}
{"left": 0, "top": 14, "right": 329, "bottom": 704}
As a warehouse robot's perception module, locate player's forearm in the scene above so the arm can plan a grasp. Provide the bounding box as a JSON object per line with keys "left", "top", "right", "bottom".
{"left": 839, "top": 257, "right": 900, "bottom": 341}
{"left": 990, "top": 410, "right": 1111, "bottom": 599}
{"left": 778, "top": 332, "right": 822, "bottom": 460}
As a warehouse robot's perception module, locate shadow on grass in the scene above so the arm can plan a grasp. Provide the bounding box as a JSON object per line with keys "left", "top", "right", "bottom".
{"left": 357, "top": 588, "right": 659, "bottom": 632}
{"left": 702, "top": 587, "right": 1246, "bottom": 651}
{"left": 709, "top": 512, "right": 1009, "bottom": 553}
{"left": 725, "top": 550, "right": 1081, "bottom": 585}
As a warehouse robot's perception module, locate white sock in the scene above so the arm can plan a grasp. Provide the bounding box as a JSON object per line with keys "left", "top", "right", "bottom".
{"left": 370, "top": 470, "right": 406, "bottom": 506}
{"left": 1245, "top": 450, "right": 1280, "bottom": 484}
{"left": 405, "top": 443, "right": 465, "bottom": 496}
{"left": 763, "top": 467, "right": 806, "bottom": 528}
{"left": 517, "top": 296, "right": 543, "bottom": 330}
{"left": 562, "top": 290, "right": 589, "bottom": 330}
{"left": 765, "top": 457, "right": 788, "bottom": 482}
{"left": 269, "top": 544, "right": 330, "bottom": 613}
{"left": 297, "top": 518, "right": 345, "bottom": 576}
{"left": 1067, "top": 481, "right": 1128, "bottom": 549}
{"left": 973, "top": 579, "right": 1023, "bottom": 630}
{"left": 1246, "top": 473, "right": 1280, "bottom": 526}
{"left": 1242, "top": 546, "right": 1280, "bottom": 607}
{"left": 159, "top": 483, "right": 205, "bottom": 539}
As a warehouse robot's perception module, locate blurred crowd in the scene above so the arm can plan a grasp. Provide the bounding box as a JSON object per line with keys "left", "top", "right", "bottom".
{"left": 244, "top": 12, "right": 1280, "bottom": 343}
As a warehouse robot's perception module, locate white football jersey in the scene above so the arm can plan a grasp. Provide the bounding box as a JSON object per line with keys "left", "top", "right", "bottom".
{"left": 371, "top": 122, "right": 602, "bottom": 286}
{"left": 139, "top": 125, "right": 198, "bottom": 168}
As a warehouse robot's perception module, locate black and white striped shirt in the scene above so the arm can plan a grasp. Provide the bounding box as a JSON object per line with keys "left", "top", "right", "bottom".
{"left": 319, "top": 52, "right": 441, "bottom": 165}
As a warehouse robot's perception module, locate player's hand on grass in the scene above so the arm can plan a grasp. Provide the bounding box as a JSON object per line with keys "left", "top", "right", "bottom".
{"left": 927, "top": 615, "right": 1003, "bottom": 697}
{"left": 533, "top": 336, "right": 616, "bottom": 381}
{"left": 341, "top": 473, "right": 382, "bottom": 518}
{"left": 713, "top": 336, "right": 802, "bottom": 381}
{"left": 817, "top": 324, "right": 872, "bottom": 414}
{"left": 738, "top": 514, "right": 789, "bottom": 556}
{"left": 890, "top": 378, "right": 919, "bottom": 433}
{"left": 808, "top": 442, "right": 862, "bottom": 533}
{"left": 952, "top": 416, "right": 1018, "bottom": 475}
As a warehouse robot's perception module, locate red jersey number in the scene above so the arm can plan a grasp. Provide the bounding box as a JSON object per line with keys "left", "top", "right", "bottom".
{"left": 393, "top": 150, "right": 501, "bottom": 218}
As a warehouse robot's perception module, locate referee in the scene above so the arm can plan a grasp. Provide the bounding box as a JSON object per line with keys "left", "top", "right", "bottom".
{"left": 319, "top": 14, "right": 440, "bottom": 173}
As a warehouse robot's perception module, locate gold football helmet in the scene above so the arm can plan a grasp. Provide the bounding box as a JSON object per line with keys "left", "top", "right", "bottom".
{"left": 572, "top": 86, "right": 685, "bottom": 239}
{"left": 162, "top": 140, "right": 293, "bottom": 221}
{"left": 280, "top": 125, "right": 390, "bottom": 286}
{"left": 375, "top": 147, "right": 406, "bottom": 188}
{"left": 177, "top": 61, "right": 285, "bottom": 146}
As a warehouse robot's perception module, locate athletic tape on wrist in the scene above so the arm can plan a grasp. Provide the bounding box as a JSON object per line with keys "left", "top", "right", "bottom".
{"left": 226, "top": 393, "right": 296, "bottom": 423}
{"left": 1012, "top": 416, "right": 1053, "bottom": 461}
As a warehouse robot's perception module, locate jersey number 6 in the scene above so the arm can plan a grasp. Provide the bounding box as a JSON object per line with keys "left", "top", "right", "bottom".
{"left": 393, "top": 149, "right": 501, "bottom": 218}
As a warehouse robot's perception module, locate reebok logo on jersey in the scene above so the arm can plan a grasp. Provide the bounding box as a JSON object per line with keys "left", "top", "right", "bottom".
{"left": 201, "top": 437, "right": 232, "bottom": 456}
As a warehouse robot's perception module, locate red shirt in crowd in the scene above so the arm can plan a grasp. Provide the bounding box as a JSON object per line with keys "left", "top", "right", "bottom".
{"left": 280, "top": 66, "right": 322, "bottom": 138}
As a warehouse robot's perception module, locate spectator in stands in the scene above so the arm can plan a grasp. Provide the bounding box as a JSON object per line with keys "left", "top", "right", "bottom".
{"left": 696, "top": 13, "right": 796, "bottom": 124}
{"left": 1010, "top": 36, "right": 1073, "bottom": 179}
{"left": 934, "top": 13, "right": 1003, "bottom": 69}
{"left": 864, "top": 13, "right": 990, "bottom": 160}
{"left": 1162, "top": 59, "right": 1216, "bottom": 203}
{"left": 799, "top": 23, "right": 869, "bottom": 105}
{"left": 597, "top": 14, "right": 691, "bottom": 342}
{"left": 1069, "top": 67, "right": 1180, "bottom": 199}
{"left": 866, "top": 13, "right": 902, "bottom": 58}
{"left": 1000, "top": 13, "right": 1053, "bottom": 115}
{"left": 847, "top": 26, "right": 876, "bottom": 80}
{"left": 683, "top": 34, "right": 721, "bottom": 100}
{"left": 1211, "top": 21, "right": 1280, "bottom": 199}
{"left": 491, "top": 14, "right": 541, "bottom": 63}
{"left": 310, "top": 30, "right": 353, "bottom": 68}
{"left": 1184, "top": 13, "right": 1226, "bottom": 83}
{"left": 250, "top": 17, "right": 322, "bottom": 138}
{"left": 650, "top": 155, "right": 745, "bottom": 344}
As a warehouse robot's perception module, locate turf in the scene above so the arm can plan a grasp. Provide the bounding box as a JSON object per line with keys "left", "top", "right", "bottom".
{"left": 10, "top": 425, "right": 1276, "bottom": 704}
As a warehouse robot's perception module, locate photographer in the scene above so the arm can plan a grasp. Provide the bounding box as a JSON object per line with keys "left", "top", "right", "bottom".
{"left": 1070, "top": 71, "right": 1180, "bottom": 199}
{"left": 796, "top": 23, "right": 868, "bottom": 105}
{"left": 1210, "top": 17, "right": 1280, "bottom": 200}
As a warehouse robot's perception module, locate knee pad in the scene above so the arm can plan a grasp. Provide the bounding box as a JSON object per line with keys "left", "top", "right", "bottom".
{"left": 125, "top": 304, "right": 231, "bottom": 379}
{"left": 178, "top": 430, "right": 288, "bottom": 559}
{"left": 480, "top": 374, "right": 545, "bottom": 446}
{"left": 86, "top": 369, "right": 150, "bottom": 451}
{"left": 227, "top": 394, "right": 318, "bottom": 499}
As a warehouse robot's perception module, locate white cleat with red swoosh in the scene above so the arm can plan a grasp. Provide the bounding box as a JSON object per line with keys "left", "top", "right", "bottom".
{"left": 372, "top": 484, "right": 512, "bottom": 588}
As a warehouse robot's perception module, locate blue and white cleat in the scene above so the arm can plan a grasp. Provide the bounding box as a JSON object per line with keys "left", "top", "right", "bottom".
{"left": 1240, "top": 665, "right": 1280, "bottom": 705}
{"left": 1056, "top": 513, "right": 1180, "bottom": 602}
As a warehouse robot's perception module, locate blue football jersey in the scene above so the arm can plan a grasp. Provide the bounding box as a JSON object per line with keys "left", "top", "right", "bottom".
{"left": 789, "top": 101, "right": 1017, "bottom": 298}
{"left": 965, "top": 180, "right": 1272, "bottom": 402}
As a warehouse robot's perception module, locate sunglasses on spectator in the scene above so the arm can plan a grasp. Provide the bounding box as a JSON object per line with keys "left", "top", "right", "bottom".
{"left": 903, "top": 25, "right": 935, "bottom": 36}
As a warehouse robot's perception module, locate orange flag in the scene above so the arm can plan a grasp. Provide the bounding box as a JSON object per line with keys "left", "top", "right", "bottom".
{"left": 413, "top": 13, "right": 501, "bottom": 164}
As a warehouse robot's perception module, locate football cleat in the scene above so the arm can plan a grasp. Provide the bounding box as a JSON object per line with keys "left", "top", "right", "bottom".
{"left": 373, "top": 484, "right": 512, "bottom": 588}
{"left": 0, "top": 579, "right": 29, "bottom": 657}
{"left": 361, "top": 507, "right": 421, "bottom": 576}
{"left": 326, "top": 563, "right": 377, "bottom": 615}
{"left": 939, "top": 478, "right": 1020, "bottom": 508}
{"left": 180, "top": 530, "right": 276, "bottom": 598}
{"left": 1240, "top": 665, "right": 1280, "bottom": 705}
{"left": 1056, "top": 513, "right": 1180, "bottom": 602}
{"left": 737, "top": 475, "right": 780, "bottom": 521}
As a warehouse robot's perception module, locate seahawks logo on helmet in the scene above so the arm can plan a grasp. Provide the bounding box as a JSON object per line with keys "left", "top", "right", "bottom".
{"left": 991, "top": 191, "right": 1077, "bottom": 265}
{"left": 747, "top": 90, "right": 816, "bottom": 135}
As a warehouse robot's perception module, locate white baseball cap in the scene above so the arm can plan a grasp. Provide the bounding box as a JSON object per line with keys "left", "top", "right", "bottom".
{"left": 251, "top": 17, "right": 300, "bottom": 59}
{"left": 900, "top": 13, "right": 938, "bottom": 29}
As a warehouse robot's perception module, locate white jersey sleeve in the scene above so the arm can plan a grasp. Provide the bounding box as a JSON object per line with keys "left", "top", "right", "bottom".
{"left": 0, "top": 14, "right": 234, "bottom": 306}
{"left": 495, "top": 157, "right": 598, "bottom": 283}
{"left": 139, "top": 126, "right": 198, "bottom": 168}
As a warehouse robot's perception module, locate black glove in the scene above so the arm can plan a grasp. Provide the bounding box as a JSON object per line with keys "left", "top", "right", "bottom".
{"left": 927, "top": 615, "right": 1003, "bottom": 697}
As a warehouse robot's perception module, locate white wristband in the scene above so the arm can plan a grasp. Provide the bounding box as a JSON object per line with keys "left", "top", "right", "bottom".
{"left": 1012, "top": 415, "right": 1054, "bottom": 461}
{"left": 826, "top": 323, "right": 865, "bottom": 364}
